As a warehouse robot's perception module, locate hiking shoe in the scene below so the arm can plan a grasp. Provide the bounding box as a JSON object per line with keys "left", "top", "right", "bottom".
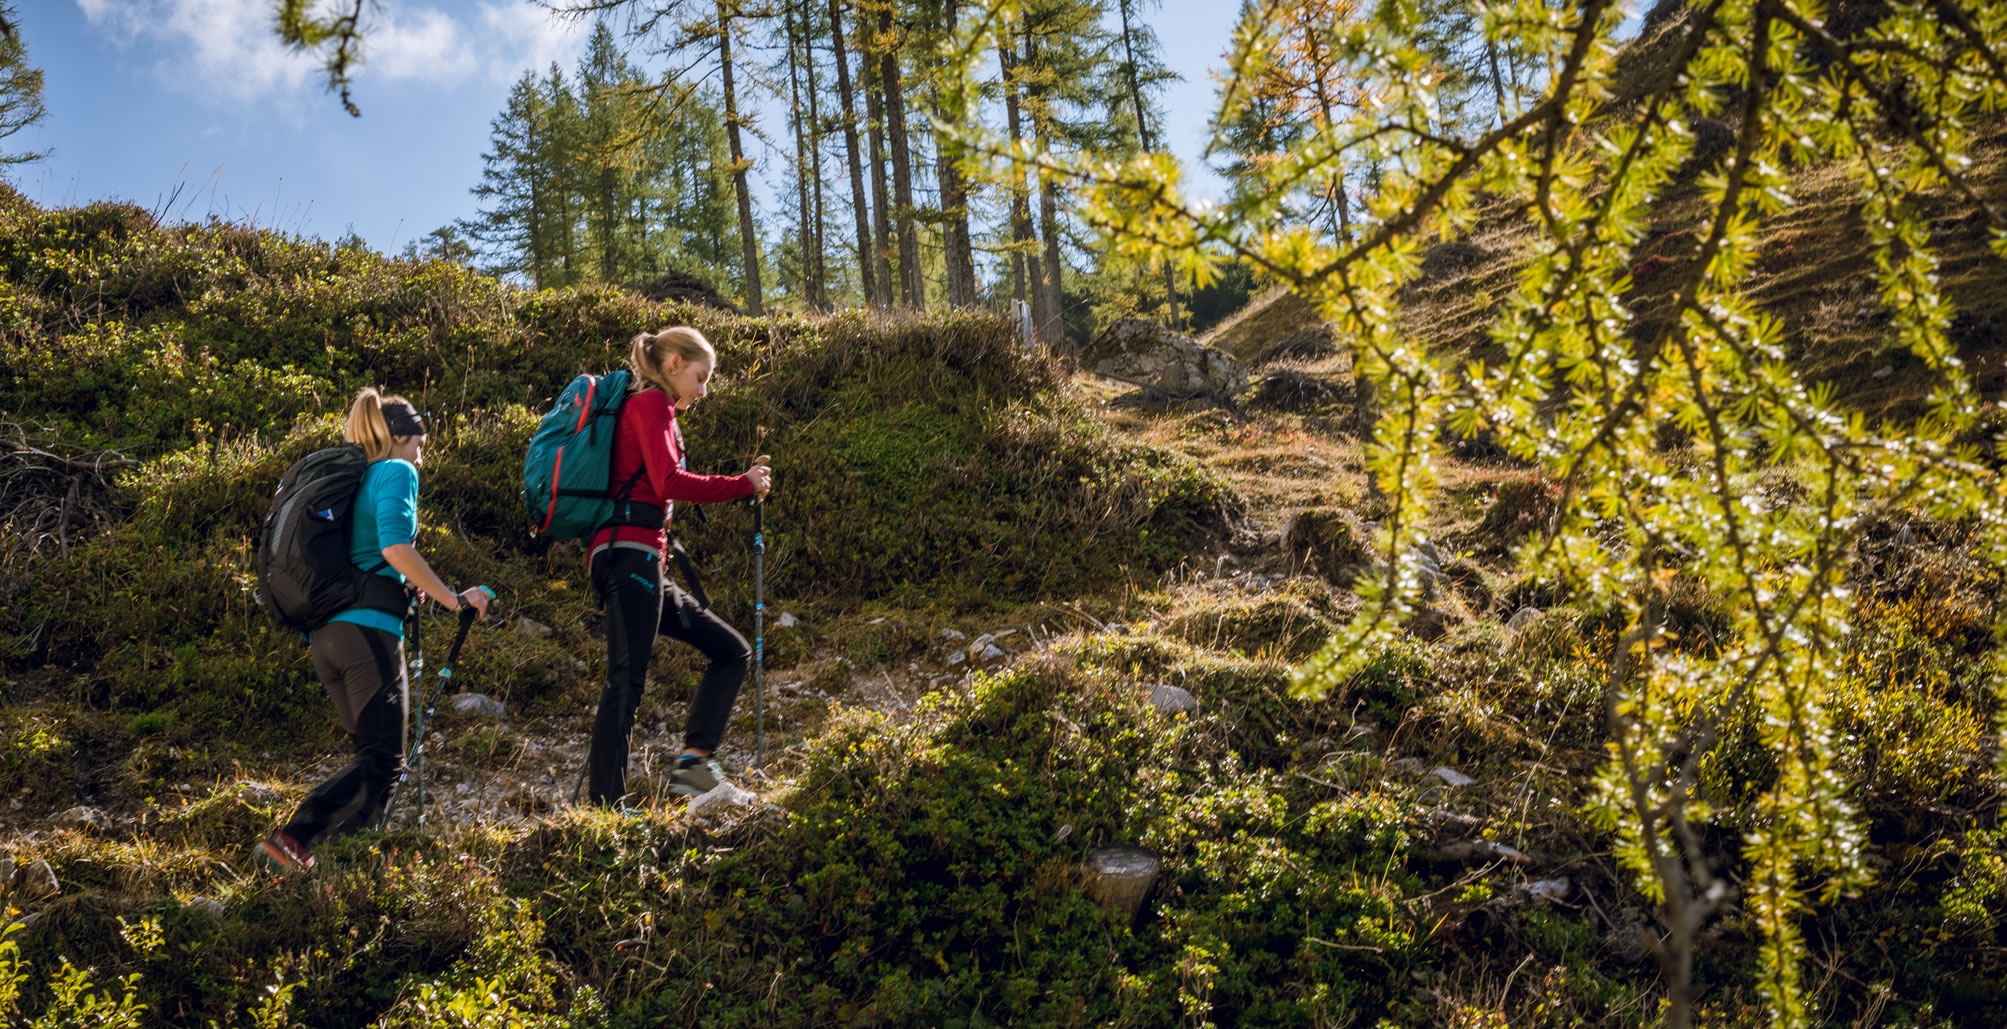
{"left": 669, "top": 755, "right": 728, "bottom": 797}
{"left": 258, "top": 830, "right": 314, "bottom": 873}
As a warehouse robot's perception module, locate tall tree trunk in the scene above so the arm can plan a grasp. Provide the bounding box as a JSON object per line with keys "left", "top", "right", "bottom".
{"left": 879, "top": 5, "right": 922, "bottom": 310}
{"left": 933, "top": 0, "right": 975, "bottom": 307}
{"left": 1116, "top": 0, "right": 1178, "bottom": 329}
{"left": 829, "top": 0, "right": 875, "bottom": 309}
{"left": 718, "top": 0, "right": 764, "bottom": 314}
{"left": 1303, "top": 24, "right": 1352, "bottom": 243}
{"left": 785, "top": 0, "right": 820, "bottom": 309}
{"left": 999, "top": 33, "right": 1043, "bottom": 333}
{"left": 1486, "top": 37, "right": 1509, "bottom": 129}
{"left": 802, "top": 0, "right": 828, "bottom": 308}
{"left": 1026, "top": 30, "right": 1064, "bottom": 347}
{"left": 860, "top": 8, "right": 895, "bottom": 309}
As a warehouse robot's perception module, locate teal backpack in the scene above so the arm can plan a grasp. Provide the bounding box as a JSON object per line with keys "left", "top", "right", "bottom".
{"left": 522, "top": 370, "right": 664, "bottom": 540}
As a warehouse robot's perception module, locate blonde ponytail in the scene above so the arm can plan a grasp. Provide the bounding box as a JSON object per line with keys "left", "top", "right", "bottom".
{"left": 628, "top": 327, "right": 716, "bottom": 392}
{"left": 344, "top": 387, "right": 415, "bottom": 461}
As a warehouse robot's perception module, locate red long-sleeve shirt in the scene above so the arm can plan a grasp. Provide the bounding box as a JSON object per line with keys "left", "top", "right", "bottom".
{"left": 589, "top": 388, "right": 754, "bottom": 555}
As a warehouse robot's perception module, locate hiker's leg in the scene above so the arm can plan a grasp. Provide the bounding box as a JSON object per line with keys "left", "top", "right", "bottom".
{"left": 589, "top": 547, "right": 663, "bottom": 804}
{"left": 284, "top": 623, "right": 406, "bottom": 845}
{"left": 658, "top": 583, "right": 750, "bottom": 755}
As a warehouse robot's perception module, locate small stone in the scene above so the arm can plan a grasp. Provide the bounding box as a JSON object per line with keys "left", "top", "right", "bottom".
{"left": 976, "top": 643, "right": 1007, "bottom": 665}
{"left": 1429, "top": 766, "right": 1475, "bottom": 787}
{"left": 233, "top": 781, "right": 285, "bottom": 807}
{"left": 185, "top": 896, "right": 226, "bottom": 919}
{"left": 776, "top": 612, "right": 799, "bottom": 629}
{"left": 946, "top": 650, "right": 968, "bottom": 668}
{"left": 865, "top": 616, "right": 888, "bottom": 625}
{"left": 515, "top": 616, "right": 554, "bottom": 639}
{"left": 1872, "top": 365, "right": 1894, "bottom": 378}
{"left": 53, "top": 805, "right": 108, "bottom": 831}
{"left": 938, "top": 628, "right": 967, "bottom": 644}
{"left": 13, "top": 859, "right": 58, "bottom": 900}
{"left": 1506, "top": 607, "right": 1543, "bottom": 631}
{"left": 0, "top": 857, "right": 14, "bottom": 887}
{"left": 448, "top": 693, "right": 508, "bottom": 720}
{"left": 1519, "top": 877, "right": 1570, "bottom": 905}
{"left": 1146, "top": 684, "right": 1197, "bottom": 715}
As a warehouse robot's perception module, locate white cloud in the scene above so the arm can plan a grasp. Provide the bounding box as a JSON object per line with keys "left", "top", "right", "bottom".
{"left": 368, "top": 7, "right": 480, "bottom": 84}
{"left": 476, "top": 3, "right": 592, "bottom": 80}
{"left": 72, "top": 0, "right": 592, "bottom": 109}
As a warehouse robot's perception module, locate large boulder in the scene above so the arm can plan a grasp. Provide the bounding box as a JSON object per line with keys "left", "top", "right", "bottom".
{"left": 1081, "top": 318, "right": 1247, "bottom": 407}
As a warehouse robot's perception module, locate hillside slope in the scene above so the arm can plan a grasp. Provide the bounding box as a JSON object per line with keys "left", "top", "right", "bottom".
{"left": 0, "top": 180, "right": 2003, "bottom": 1026}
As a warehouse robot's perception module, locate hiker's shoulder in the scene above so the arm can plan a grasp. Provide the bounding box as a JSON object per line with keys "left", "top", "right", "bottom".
{"left": 625, "top": 388, "right": 671, "bottom": 422}
{"left": 368, "top": 458, "right": 420, "bottom": 491}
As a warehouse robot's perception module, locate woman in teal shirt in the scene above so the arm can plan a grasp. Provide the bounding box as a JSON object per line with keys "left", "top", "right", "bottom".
{"left": 260, "top": 388, "right": 490, "bottom": 873}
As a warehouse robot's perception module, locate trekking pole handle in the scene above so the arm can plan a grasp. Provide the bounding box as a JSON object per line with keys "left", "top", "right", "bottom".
{"left": 441, "top": 605, "right": 477, "bottom": 676}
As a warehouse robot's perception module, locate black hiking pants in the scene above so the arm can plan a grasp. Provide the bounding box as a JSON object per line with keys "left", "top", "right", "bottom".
{"left": 284, "top": 621, "right": 407, "bottom": 845}
{"left": 589, "top": 545, "right": 750, "bottom": 805}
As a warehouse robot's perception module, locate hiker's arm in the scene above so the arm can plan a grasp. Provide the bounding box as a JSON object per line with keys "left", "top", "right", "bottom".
{"left": 652, "top": 402, "right": 759, "bottom": 503}
{"left": 380, "top": 545, "right": 490, "bottom": 618}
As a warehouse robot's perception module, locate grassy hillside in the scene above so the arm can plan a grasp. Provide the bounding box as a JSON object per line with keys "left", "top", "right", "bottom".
{"left": 0, "top": 164, "right": 2004, "bottom": 1028}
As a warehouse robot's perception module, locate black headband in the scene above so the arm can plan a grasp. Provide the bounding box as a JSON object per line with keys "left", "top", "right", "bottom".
{"left": 382, "top": 403, "right": 428, "bottom": 438}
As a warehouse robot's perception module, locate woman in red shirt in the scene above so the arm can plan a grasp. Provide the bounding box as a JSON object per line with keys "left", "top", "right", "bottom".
{"left": 589, "top": 326, "right": 771, "bottom": 804}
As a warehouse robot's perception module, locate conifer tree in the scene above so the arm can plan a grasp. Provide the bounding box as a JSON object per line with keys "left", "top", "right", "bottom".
{"left": 464, "top": 71, "right": 565, "bottom": 286}
{"left": 0, "top": 0, "right": 46, "bottom": 172}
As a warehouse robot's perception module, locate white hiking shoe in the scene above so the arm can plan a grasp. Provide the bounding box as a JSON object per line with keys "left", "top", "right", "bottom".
{"left": 669, "top": 755, "right": 729, "bottom": 797}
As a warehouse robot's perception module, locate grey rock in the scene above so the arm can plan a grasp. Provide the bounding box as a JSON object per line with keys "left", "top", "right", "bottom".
{"left": 232, "top": 782, "right": 285, "bottom": 807}
{"left": 1872, "top": 365, "right": 1894, "bottom": 378}
{"left": 1147, "top": 684, "right": 1198, "bottom": 715}
{"left": 776, "top": 612, "right": 799, "bottom": 629}
{"left": 13, "top": 859, "right": 58, "bottom": 900}
{"left": 688, "top": 781, "right": 757, "bottom": 816}
{"left": 938, "top": 628, "right": 968, "bottom": 644}
{"left": 449, "top": 693, "right": 508, "bottom": 720}
{"left": 53, "top": 805, "right": 108, "bottom": 831}
{"left": 1080, "top": 318, "right": 1248, "bottom": 406}
{"left": 185, "top": 896, "right": 226, "bottom": 919}
{"left": 515, "top": 616, "right": 554, "bottom": 639}
{"left": 1506, "top": 606, "right": 1543, "bottom": 631}
{"left": 945, "top": 650, "right": 968, "bottom": 668}
{"left": 1518, "top": 878, "right": 1570, "bottom": 905}
{"left": 976, "top": 643, "right": 1007, "bottom": 665}
{"left": 1428, "top": 766, "right": 1475, "bottom": 787}
{"left": 0, "top": 857, "right": 12, "bottom": 889}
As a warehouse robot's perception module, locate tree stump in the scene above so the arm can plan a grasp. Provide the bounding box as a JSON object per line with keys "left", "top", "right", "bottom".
{"left": 1083, "top": 845, "right": 1161, "bottom": 922}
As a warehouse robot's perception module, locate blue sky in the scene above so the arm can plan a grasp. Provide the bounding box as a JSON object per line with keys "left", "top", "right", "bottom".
{"left": 11, "top": 0, "right": 1241, "bottom": 254}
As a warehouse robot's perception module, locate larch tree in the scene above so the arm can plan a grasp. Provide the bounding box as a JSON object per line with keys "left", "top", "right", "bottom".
{"left": 946, "top": 0, "right": 2007, "bottom": 1025}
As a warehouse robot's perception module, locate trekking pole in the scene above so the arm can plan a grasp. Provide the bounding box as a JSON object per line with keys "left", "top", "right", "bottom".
{"left": 382, "top": 605, "right": 478, "bottom": 828}
{"left": 752, "top": 498, "right": 765, "bottom": 769}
